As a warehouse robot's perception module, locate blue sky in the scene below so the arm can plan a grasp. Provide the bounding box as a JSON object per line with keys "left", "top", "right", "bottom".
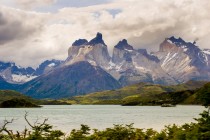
{"left": 0, "top": 0, "right": 210, "bottom": 67}
{"left": 36, "top": 0, "right": 113, "bottom": 12}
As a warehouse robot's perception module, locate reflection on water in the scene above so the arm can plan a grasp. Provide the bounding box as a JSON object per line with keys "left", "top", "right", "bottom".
{"left": 0, "top": 105, "right": 205, "bottom": 132}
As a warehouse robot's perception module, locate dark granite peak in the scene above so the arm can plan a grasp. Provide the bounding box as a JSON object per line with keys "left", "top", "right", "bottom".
{"left": 114, "top": 39, "right": 133, "bottom": 50}
{"left": 72, "top": 39, "right": 88, "bottom": 46}
{"left": 87, "top": 32, "right": 106, "bottom": 46}
{"left": 168, "top": 36, "right": 185, "bottom": 44}
{"left": 121, "top": 39, "right": 128, "bottom": 44}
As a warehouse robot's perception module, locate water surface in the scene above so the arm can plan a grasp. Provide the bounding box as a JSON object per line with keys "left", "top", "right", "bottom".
{"left": 0, "top": 105, "right": 205, "bottom": 133}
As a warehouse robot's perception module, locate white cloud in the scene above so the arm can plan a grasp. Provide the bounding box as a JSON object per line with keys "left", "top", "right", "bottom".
{"left": 15, "top": 0, "right": 57, "bottom": 10}
{"left": 1, "top": 0, "right": 210, "bottom": 68}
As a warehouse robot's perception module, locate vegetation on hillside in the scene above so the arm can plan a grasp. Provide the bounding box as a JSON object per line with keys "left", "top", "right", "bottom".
{"left": 0, "top": 90, "right": 33, "bottom": 103}
{"left": 67, "top": 81, "right": 208, "bottom": 105}
{"left": 0, "top": 90, "right": 71, "bottom": 106}
{"left": 0, "top": 98, "right": 41, "bottom": 108}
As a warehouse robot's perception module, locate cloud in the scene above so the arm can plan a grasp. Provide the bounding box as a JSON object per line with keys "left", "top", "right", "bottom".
{"left": 1, "top": 0, "right": 210, "bottom": 68}
{"left": 52, "top": 0, "right": 210, "bottom": 51}
{"left": 0, "top": 7, "right": 46, "bottom": 45}
{"left": 14, "top": 0, "right": 57, "bottom": 10}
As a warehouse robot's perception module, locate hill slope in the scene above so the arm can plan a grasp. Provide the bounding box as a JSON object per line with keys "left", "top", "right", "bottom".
{"left": 68, "top": 81, "right": 208, "bottom": 105}
{"left": 0, "top": 90, "right": 32, "bottom": 103}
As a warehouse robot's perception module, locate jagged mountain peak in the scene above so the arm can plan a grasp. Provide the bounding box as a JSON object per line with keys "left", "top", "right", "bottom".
{"left": 114, "top": 39, "right": 133, "bottom": 50}
{"left": 168, "top": 36, "right": 185, "bottom": 44}
{"left": 166, "top": 36, "right": 198, "bottom": 49}
{"left": 160, "top": 36, "right": 201, "bottom": 54}
{"left": 66, "top": 32, "right": 111, "bottom": 67}
{"left": 87, "top": 32, "right": 106, "bottom": 46}
{"left": 155, "top": 36, "right": 210, "bottom": 83}
{"left": 35, "top": 59, "right": 63, "bottom": 75}
{"left": 72, "top": 39, "right": 88, "bottom": 46}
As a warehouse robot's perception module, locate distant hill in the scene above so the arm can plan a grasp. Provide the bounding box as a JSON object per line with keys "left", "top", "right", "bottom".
{"left": 0, "top": 90, "right": 40, "bottom": 108}
{"left": 0, "top": 90, "right": 71, "bottom": 105}
{"left": 0, "top": 90, "right": 33, "bottom": 103}
{"left": 0, "top": 98, "right": 40, "bottom": 108}
{"left": 68, "top": 80, "right": 208, "bottom": 105}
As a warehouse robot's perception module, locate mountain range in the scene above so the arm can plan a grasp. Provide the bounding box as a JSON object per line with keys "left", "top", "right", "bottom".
{"left": 0, "top": 59, "right": 63, "bottom": 84}
{"left": 1, "top": 33, "right": 210, "bottom": 99}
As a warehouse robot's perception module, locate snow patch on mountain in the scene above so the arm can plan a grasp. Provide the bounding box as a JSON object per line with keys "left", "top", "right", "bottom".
{"left": 48, "top": 63, "right": 56, "bottom": 67}
{"left": 203, "top": 49, "right": 210, "bottom": 55}
{"left": 198, "top": 52, "right": 208, "bottom": 65}
{"left": 161, "top": 53, "right": 171, "bottom": 66}
{"left": 167, "top": 39, "right": 173, "bottom": 44}
{"left": 12, "top": 74, "right": 37, "bottom": 83}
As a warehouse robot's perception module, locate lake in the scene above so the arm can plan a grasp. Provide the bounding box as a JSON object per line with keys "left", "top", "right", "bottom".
{"left": 0, "top": 105, "right": 205, "bottom": 133}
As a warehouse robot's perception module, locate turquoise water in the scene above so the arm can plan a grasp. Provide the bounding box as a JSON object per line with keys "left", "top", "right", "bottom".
{"left": 0, "top": 105, "right": 205, "bottom": 133}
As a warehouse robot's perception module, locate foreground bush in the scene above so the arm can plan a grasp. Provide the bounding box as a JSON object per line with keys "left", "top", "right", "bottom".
{"left": 0, "top": 110, "right": 210, "bottom": 140}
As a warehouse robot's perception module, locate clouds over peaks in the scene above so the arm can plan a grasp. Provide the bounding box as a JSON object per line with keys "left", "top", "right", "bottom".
{"left": 0, "top": 0, "right": 210, "bottom": 68}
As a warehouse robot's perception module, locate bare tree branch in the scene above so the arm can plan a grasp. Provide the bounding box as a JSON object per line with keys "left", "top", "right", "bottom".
{"left": 24, "top": 111, "right": 34, "bottom": 128}
{"left": 39, "top": 118, "right": 48, "bottom": 128}
{"left": 0, "top": 119, "right": 15, "bottom": 140}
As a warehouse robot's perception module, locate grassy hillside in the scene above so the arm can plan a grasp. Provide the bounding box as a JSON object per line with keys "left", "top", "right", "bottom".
{"left": 195, "top": 82, "right": 210, "bottom": 106}
{"left": 67, "top": 81, "right": 208, "bottom": 105}
{"left": 0, "top": 90, "right": 33, "bottom": 103}
{"left": 1, "top": 80, "right": 208, "bottom": 106}
{"left": 0, "top": 90, "right": 71, "bottom": 105}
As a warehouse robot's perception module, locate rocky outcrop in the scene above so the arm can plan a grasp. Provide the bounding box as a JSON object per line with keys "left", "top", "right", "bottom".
{"left": 66, "top": 32, "right": 110, "bottom": 67}
{"left": 110, "top": 39, "right": 177, "bottom": 86}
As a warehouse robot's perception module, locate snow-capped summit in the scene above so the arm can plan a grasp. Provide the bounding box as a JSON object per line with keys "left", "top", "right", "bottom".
{"left": 0, "top": 59, "right": 63, "bottom": 84}
{"left": 35, "top": 59, "right": 63, "bottom": 75}
{"left": 0, "top": 61, "right": 37, "bottom": 84}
